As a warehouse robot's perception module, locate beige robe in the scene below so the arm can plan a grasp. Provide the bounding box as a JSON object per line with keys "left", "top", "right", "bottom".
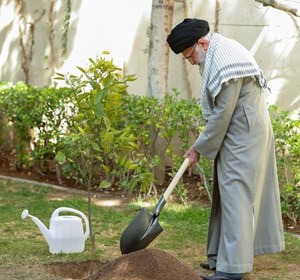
{"left": 192, "top": 77, "right": 285, "bottom": 273}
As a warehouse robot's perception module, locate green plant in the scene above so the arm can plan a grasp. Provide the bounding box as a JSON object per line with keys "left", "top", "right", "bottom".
{"left": 0, "top": 81, "right": 72, "bottom": 175}
{"left": 1, "top": 75, "right": 299, "bottom": 228}
{"left": 0, "top": 82, "right": 38, "bottom": 168}
{"left": 269, "top": 105, "right": 300, "bottom": 226}
{"left": 54, "top": 52, "right": 148, "bottom": 257}
{"left": 55, "top": 53, "right": 144, "bottom": 189}
{"left": 122, "top": 89, "right": 208, "bottom": 200}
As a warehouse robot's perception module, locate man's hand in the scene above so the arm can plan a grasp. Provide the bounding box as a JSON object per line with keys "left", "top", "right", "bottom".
{"left": 184, "top": 147, "right": 200, "bottom": 167}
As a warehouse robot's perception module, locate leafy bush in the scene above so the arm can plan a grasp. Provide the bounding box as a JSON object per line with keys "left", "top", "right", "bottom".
{"left": 121, "top": 90, "right": 210, "bottom": 199}
{"left": 0, "top": 56, "right": 299, "bottom": 226}
{"left": 269, "top": 105, "right": 300, "bottom": 225}
{"left": 0, "top": 81, "right": 72, "bottom": 172}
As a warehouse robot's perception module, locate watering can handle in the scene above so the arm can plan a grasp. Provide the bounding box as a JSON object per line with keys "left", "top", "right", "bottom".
{"left": 163, "top": 158, "right": 189, "bottom": 201}
{"left": 51, "top": 207, "right": 90, "bottom": 240}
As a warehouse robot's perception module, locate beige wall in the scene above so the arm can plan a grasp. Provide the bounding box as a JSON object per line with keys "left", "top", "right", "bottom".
{"left": 0, "top": 0, "right": 299, "bottom": 111}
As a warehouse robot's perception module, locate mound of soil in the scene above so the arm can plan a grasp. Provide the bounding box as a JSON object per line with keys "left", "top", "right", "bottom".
{"left": 87, "top": 248, "right": 201, "bottom": 280}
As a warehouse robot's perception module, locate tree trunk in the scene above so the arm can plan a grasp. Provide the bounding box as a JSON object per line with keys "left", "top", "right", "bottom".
{"left": 147, "top": 0, "right": 174, "bottom": 185}
{"left": 214, "top": 0, "right": 221, "bottom": 32}
{"left": 147, "top": 0, "right": 174, "bottom": 98}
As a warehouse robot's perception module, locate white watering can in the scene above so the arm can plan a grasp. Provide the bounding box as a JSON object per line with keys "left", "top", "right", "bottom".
{"left": 21, "top": 207, "right": 90, "bottom": 254}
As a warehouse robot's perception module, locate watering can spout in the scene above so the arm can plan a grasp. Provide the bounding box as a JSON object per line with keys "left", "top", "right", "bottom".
{"left": 21, "top": 209, "right": 51, "bottom": 241}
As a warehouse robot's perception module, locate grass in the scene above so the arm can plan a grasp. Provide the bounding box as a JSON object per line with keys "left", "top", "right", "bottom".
{"left": 0, "top": 178, "right": 299, "bottom": 279}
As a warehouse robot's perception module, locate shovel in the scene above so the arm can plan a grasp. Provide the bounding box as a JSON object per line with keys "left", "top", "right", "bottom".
{"left": 120, "top": 158, "right": 189, "bottom": 254}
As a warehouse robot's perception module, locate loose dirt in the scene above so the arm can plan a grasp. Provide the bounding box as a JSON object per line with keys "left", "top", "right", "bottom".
{"left": 43, "top": 249, "right": 201, "bottom": 280}
{"left": 44, "top": 260, "right": 105, "bottom": 279}
{"left": 87, "top": 248, "right": 201, "bottom": 280}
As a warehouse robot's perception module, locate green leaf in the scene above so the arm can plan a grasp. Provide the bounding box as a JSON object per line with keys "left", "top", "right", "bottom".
{"left": 55, "top": 72, "right": 65, "bottom": 77}
{"left": 99, "top": 180, "right": 111, "bottom": 189}
{"left": 77, "top": 92, "right": 89, "bottom": 103}
{"left": 127, "top": 163, "right": 138, "bottom": 171}
{"left": 103, "top": 116, "right": 111, "bottom": 130}
{"left": 55, "top": 151, "right": 66, "bottom": 164}
{"left": 92, "top": 143, "right": 101, "bottom": 151}
{"left": 77, "top": 66, "right": 86, "bottom": 74}
{"left": 93, "top": 103, "right": 104, "bottom": 119}
{"left": 76, "top": 124, "right": 86, "bottom": 135}
{"left": 53, "top": 77, "right": 65, "bottom": 81}
{"left": 101, "top": 164, "right": 110, "bottom": 173}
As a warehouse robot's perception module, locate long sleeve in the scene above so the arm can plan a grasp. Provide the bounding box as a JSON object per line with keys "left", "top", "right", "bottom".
{"left": 192, "top": 78, "right": 243, "bottom": 160}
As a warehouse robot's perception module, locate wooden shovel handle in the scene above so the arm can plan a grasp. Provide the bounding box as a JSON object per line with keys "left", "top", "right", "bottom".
{"left": 163, "top": 158, "right": 190, "bottom": 201}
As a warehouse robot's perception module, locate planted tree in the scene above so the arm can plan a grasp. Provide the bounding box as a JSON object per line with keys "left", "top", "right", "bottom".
{"left": 54, "top": 53, "right": 146, "bottom": 258}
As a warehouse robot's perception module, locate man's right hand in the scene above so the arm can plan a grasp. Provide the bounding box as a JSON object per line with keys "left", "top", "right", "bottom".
{"left": 184, "top": 147, "right": 200, "bottom": 167}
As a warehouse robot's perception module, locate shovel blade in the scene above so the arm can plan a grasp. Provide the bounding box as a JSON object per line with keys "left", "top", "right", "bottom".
{"left": 120, "top": 208, "right": 163, "bottom": 254}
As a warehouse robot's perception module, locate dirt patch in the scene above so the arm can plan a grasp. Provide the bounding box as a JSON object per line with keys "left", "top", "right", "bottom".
{"left": 44, "top": 260, "right": 105, "bottom": 280}
{"left": 86, "top": 248, "right": 201, "bottom": 280}
{"left": 0, "top": 163, "right": 210, "bottom": 204}
{"left": 42, "top": 249, "right": 201, "bottom": 280}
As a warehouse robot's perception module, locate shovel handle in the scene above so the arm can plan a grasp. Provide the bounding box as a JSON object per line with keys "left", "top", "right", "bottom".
{"left": 163, "top": 158, "right": 189, "bottom": 201}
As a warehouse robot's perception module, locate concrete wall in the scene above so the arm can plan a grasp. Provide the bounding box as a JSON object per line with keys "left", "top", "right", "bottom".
{"left": 0, "top": 0, "right": 299, "bottom": 111}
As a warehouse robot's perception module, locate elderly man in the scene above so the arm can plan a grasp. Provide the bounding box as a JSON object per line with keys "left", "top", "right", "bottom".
{"left": 166, "top": 18, "right": 285, "bottom": 280}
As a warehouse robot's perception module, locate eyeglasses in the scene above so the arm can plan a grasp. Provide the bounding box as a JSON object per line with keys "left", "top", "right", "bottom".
{"left": 183, "top": 43, "right": 197, "bottom": 60}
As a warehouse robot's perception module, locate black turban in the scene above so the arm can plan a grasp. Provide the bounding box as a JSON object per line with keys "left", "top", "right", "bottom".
{"left": 167, "top": 18, "right": 210, "bottom": 54}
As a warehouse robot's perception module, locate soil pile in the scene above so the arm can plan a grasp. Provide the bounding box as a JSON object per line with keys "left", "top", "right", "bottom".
{"left": 87, "top": 248, "right": 201, "bottom": 280}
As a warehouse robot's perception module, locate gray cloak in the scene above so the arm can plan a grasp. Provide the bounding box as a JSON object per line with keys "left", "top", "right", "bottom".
{"left": 192, "top": 77, "right": 285, "bottom": 273}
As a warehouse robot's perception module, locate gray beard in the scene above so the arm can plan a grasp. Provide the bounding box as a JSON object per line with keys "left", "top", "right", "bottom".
{"left": 198, "top": 63, "right": 205, "bottom": 76}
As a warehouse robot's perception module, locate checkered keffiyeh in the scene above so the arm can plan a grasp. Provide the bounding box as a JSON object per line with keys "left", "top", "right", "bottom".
{"left": 200, "top": 33, "right": 268, "bottom": 121}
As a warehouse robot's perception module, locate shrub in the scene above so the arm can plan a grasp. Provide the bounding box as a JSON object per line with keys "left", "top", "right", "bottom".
{"left": 0, "top": 81, "right": 72, "bottom": 173}
{"left": 269, "top": 105, "right": 300, "bottom": 226}
{"left": 0, "top": 58, "right": 299, "bottom": 227}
